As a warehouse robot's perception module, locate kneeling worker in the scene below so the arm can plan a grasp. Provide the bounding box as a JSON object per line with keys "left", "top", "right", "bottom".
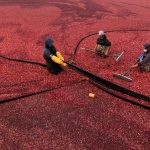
{"left": 43, "top": 36, "right": 66, "bottom": 74}
{"left": 95, "top": 30, "right": 111, "bottom": 57}
{"left": 132, "top": 43, "right": 150, "bottom": 72}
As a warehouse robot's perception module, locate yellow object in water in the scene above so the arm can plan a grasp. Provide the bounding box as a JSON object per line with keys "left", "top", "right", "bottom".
{"left": 89, "top": 93, "right": 95, "bottom": 98}
{"left": 51, "top": 55, "right": 63, "bottom": 65}
{"left": 56, "top": 52, "right": 64, "bottom": 61}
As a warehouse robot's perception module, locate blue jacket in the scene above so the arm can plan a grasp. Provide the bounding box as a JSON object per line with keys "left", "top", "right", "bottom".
{"left": 138, "top": 52, "right": 150, "bottom": 66}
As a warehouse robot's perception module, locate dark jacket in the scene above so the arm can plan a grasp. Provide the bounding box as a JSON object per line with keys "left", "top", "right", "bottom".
{"left": 138, "top": 44, "right": 150, "bottom": 66}
{"left": 43, "top": 37, "right": 62, "bottom": 74}
{"left": 139, "top": 52, "right": 150, "bottom": 66}
{"left": 43, "top": 37, "right": 57, "bottom": 63}
{"left": 97, "top": 35, "right": 111, "bottom": 46}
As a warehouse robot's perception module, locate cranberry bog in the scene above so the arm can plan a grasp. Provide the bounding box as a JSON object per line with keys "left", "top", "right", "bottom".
{"left": 0, "top": 0, "right": 150, "bottom": 149}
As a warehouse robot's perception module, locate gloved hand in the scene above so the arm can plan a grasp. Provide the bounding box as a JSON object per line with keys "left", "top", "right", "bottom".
{"left": 50, "top": 55, "right": 63, "bottom": 65}
{"left": 56, "top": 52, "right": 64, "bottom": 61}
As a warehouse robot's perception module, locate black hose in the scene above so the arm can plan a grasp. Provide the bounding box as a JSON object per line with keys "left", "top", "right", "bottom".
{"left": 0, "top": 29, "right": 150, "bottom": 110}
{"left": 0, "top": 80, "right": 84, "bottom": 104}
{"left": 73, "top": 29, "right": 150, "bottom": 57}
{"left": 0, "top": 55, "right": 46, "bottom": 67}
{"left": 90, "top": 81, "right": 150, "bottom": 110}
{"left": 65, "top": 62, "right": 150, "bottom": 102}
{"left": 1, "top": 53, "right": 149, "bottom": 103}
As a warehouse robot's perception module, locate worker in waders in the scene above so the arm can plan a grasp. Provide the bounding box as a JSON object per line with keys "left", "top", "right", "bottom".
{"left": 132, "top": 43, "right": 150, "bottom": 72}
{"left": 43, "top": 36, "right": 66, "bottom": 74}
{"left": 95, "top": 30, "right": 111, "bottom": 58}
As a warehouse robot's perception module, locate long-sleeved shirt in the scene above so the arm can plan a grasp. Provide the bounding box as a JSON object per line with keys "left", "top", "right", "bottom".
{"left": 43, "top": 37, "right": 57, "bottom": 63}
{"left": 138, "top": 52, "right": 150, "bottom": 66}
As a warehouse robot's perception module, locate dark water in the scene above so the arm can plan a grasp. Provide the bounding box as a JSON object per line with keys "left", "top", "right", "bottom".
{"left": 0, "top": 0, "right": 111, "bottom": 21}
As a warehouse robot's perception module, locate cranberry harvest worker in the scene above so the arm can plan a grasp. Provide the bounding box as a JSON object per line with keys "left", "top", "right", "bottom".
{"left": 95, "top": 30, "right": 111, "bottom": 57}
{"left": 132, "top": 43, "right": 150, "bottom": 72}
{"left": 43, "top": 36, "right": 66, "bottom": 74}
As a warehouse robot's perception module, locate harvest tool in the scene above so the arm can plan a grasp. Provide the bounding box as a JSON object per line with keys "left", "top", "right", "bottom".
{"left": 113, "top": 60, "right": 139, "bottom": 82}
{"left": 81, "top": 47, "right": 124, "bottom": 62}
{"left": 113, "top": 51, "right": 124, "bottom": 62}
{"left": 113, "top": 67, "right": 133, "bottom": 82}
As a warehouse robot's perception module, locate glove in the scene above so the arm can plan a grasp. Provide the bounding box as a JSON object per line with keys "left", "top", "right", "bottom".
{"left": 50, "top": 55, "right": 63, "bottom": 65}
{"left": 56, "top": 52, "right": 64, "bottom": 61}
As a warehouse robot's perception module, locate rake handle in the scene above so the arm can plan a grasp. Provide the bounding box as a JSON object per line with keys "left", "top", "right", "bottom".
{"left": 123, "top": 61, "right": 139, "bottom": 75}
{"left": 123, "top": 67, "right": 132, "bottom": 75}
